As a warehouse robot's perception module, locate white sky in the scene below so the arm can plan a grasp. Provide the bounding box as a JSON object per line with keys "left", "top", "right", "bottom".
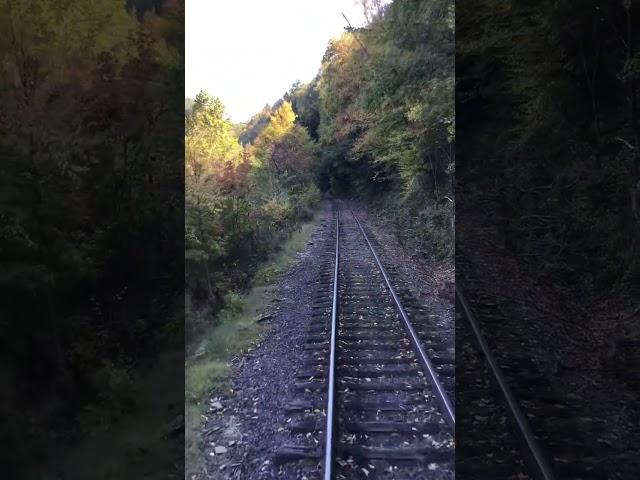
{"left": 185, "top": 0, "right": 369, "bottom": 122}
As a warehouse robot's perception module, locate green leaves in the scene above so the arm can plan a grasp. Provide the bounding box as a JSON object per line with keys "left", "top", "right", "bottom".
{"left": 312, "top": 0, "right": 454, "bottom": 258}
{"left": 317, "top": 0, "right": 453, "bottom": 193}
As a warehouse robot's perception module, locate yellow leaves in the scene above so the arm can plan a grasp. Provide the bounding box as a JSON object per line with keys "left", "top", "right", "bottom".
{"left": 142, "top": 6, "right": 183, "bottom": 69}
{"left": 86, "top": 0, "right": 137, "bottom": 55}
{"left": 406, "top": 104, "right": 423, "bottom": 123}
{"left": 252, "top": 101, "right": 296, "bottom": 164}
{"left": 8, "top": 0, "right": 134, "bottom": 58}
{"left": 265, "top": 101, "right": 297, "bottom": 140}
{"left": 262, "top": 197, "right": 293, "bottom": 228}
{"left": 249, "top": 153, "right": 263, "bottom": 168}
{"left": 185, "top": 92, "right": 243, "bottom": 182}
{"left": 324, "top": 33, "right": 359, "bottom": 66}
{"left": 1, "top": 0, "right": 137, "bottom": 91}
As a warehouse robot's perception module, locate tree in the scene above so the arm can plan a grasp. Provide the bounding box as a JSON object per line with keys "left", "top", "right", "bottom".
{"left": 186, "top": 91, "right": 242, "bottom": 183}
{"left": 252, "top": 101, "right": 296, "bottom": 168}
{"left": 285, "top": 79, "right": 321, "bottom": 140}
{"left": 315, "top": 0, "right": 455, "bottom": 257}
{"left": 457, "top": 0, "right": 640, "bottom": 283}
{"left": 0, "top": 0, "right": 185, "bottom": 475}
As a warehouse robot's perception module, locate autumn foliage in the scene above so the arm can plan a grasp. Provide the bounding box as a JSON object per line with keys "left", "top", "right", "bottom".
{"left": 185, "top": 94, "right": 319, "bottom": 333}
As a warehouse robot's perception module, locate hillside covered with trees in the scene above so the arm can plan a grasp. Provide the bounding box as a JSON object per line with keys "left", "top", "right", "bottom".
{"left": 457, "top": 0, "right": 639, "bottom": 317}
{"left": 186, "top": 1, "right": 455, "bottom": 331}
{"left": 455, "top": 6, "right": 640, "bottom": 464}
{"left": 455, "top": 1, "right": 640, "bottom": 472}
{"left": 315, "top": 0, "right": 454, "bottom": 258}
{"left": 185, "top": 93, "right": 319, "bottom": 337}
{"left": 0, "top": 0, "right": 184, "bottom": 476}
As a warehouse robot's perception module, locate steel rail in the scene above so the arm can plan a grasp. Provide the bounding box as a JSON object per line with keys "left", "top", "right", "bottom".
{"left": 456, "top": 284, "right": 556, "bottom": 480}
{"left": 323, "top": 211, "right": 340, "bottom": 480}
{"left": 352, "top": 211, "right": 455, "bottom": 428}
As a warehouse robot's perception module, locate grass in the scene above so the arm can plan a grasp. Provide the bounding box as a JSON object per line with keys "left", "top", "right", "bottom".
{"left": 185, "top": 214, "right": 320, "bottom": 479}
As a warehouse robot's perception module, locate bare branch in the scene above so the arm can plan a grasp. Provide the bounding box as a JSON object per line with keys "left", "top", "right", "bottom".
{"left": 342, "top": 13, "right": 369, "bottom": 57}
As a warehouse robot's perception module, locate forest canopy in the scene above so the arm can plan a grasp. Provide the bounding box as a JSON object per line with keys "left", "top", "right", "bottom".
{"left": 0, "top": 0, "right": 184, "bottom": 475}
{"left": 315, "top": 0, "right": 454, "bottom": 257}
{"left": 457, "top": 0, "right": 640, "bottom": 288}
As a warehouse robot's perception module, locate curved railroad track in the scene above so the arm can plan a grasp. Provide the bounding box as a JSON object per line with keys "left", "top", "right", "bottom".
{"left": 275, "top": 206, "right": 455, "bottom": 479}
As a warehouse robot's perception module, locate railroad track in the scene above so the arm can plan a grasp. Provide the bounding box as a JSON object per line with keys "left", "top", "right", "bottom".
{"left": 456, "top": 286, "right": 551, "bottom": 480}
{"left": 275, "top": 207, "right": 455, "bottom": 479}
{"left": 456, "top": 283, "right": 625, "bottom": 480}
{"left": 271, "top": 204, "right": 632, "bottom": 479}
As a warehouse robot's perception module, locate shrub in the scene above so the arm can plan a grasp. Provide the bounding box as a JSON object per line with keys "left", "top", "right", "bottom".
{"left": 262, "top": 196, "right": 294, "bottom": 229}
{"left": 293, "top": 184, "right": 321, "bottom": 220}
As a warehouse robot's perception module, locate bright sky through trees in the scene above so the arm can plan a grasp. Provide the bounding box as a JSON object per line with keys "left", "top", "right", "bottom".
{"left": 185, "top": 0, "right": 369, "bottom": 122}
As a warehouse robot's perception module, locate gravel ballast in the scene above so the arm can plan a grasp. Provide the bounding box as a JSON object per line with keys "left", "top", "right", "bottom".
{"left": 198, "top": 202, "right": 455, "bottom": 480}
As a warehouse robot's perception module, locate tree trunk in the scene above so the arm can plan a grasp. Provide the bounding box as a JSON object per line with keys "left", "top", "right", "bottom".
{"left": 624, "top": 5, "right": 640, "bottom": 225}
{"left": 204, "top": 261, "right": 215, "bottom": 304}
